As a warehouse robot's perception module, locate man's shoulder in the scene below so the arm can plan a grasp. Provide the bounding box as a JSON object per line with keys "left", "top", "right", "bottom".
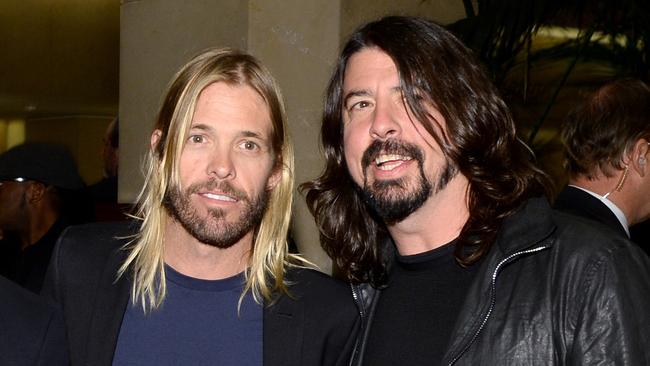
{"left": 552, "top": 209, "right": 630, "bottom": 246}
{"left": 0, "top": 275, "right": 67, "bottom": 365}
{"left": 501, "top": 198, "right": 647, "bottom": 268}
{"left": 265, "top": 268, "right": 359, "bottom": 366}
{"left": 553, "top": 186, "right": 626, "bottom": 234}
{"left": 61, "top": 220, "right": 137, "bottom": 243}
{"left": 286, "top": 267, "right": 350, "bottom": 295}
{"left": 554, "top": 185, "right": 593, "bottom": 204}
{"left": 57, "top": 221, "right": 136, "bottom": 255}
{"left": 276, "top": 267, "right": 355, "bottom": 314}
{"left": 0, "top": 275, "right": 57, "bottom": 326}
{"left": 550, "top": 209, "right": 648, "bottom": 265}
{"left": 52, "top": 221, "right": 136, "bottom": 274}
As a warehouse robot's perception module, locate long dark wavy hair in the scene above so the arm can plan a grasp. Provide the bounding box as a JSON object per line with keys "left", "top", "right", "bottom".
{"left": 301, "top": 16, "right": 552, "bottom": 287}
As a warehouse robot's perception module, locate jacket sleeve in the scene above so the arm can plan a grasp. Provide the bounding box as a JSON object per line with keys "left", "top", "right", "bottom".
{"left": 569, "top": 243, "right": 650, "bottom": 365}
{"left": 35, "top": 304, "right": 70, "bottom": 366}
{"left": 40, "top": 226, "right": 71, "bottom": 304}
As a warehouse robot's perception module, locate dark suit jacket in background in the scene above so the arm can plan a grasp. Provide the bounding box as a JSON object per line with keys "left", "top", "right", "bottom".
{"left": 0, "top": 275, "right": 69, "bottom": 366}
{"left": 554, "top": 185, "right": 649, "bottom": 254}
{"left": 41, "top": 222, "right": 359, "bottom": 366}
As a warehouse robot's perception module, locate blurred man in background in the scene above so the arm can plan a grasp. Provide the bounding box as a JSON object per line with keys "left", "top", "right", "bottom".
{"left": 89, "top": 117, "right": 125, "bottom": 221}
{"left": 556, "top": 78, "right": 650, "bottom": 255}
{"left": 0, "top": 143, "right": 86, "bottom": 292}
{"left": 89, "top": 117, "right": 119, "bottom": 203}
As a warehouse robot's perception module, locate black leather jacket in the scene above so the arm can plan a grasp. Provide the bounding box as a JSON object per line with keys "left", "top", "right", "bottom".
{"left": 350, "top": 198, "right": 650, "bottom": 365}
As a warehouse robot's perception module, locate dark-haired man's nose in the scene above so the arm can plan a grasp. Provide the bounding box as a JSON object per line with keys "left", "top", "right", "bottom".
{"left": 369, "top": 101, "right": 401, "bottom": 141}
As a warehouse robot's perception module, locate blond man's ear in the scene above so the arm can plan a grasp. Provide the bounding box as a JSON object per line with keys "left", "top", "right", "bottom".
{"left": 151, "top": 129, "right": 163, "bottom": 151}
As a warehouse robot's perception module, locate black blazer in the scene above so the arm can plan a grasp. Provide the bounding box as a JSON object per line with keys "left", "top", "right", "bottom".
{"left": 41, "top": 222, "right": 358, "bottom": 366}
{"left": 554, "top": 186, "right": 628, "bottom": 237}
{"left": 0, "top": 275, "right": 69, "bottom": 365}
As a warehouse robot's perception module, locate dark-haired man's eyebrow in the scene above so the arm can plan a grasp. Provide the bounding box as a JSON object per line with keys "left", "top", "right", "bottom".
{"left": 343, "top": 90, "right": 371, "bottom": 108}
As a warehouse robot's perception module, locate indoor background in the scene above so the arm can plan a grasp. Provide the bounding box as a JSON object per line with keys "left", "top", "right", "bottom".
{"left": 2, "top": 0, "right": 646, "bottom": 271}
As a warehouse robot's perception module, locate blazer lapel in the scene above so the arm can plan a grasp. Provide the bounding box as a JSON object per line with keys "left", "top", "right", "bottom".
{"left": 85, "top": 247, "right": 130, "bottom": 365}
{"left": 263, "top": 295, "right": 304, "bottom": 366}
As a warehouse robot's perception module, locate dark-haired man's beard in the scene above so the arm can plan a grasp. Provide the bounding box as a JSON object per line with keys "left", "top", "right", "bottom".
{"left": 163, "top": 180, "right": 269, "bottom": 249}
{"left": 359, "top": 139, "right": 456, "bottom": 224}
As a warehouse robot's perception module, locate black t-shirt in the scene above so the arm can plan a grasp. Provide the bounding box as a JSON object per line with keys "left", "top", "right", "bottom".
{"left": 363, "top": 240, "right": 480, "bottom": 366}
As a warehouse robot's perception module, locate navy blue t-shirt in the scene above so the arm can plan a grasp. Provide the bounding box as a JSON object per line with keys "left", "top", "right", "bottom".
{"left": 113, "top": 265, "right": 262, "bottom": 366}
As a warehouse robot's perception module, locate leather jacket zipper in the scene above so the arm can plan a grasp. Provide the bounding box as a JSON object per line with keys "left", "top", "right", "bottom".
{"left": 447, "top": 245, "right": 549, "bottom": 365}
{"left": 351, "top": 283, "right": 365, "bottom": 318}
{"left": 350, "top": 284, "right": 366, "bottom": 366}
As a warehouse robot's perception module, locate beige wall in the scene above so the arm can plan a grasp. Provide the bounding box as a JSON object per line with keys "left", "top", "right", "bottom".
{"left": 249, "top": 0, "right": 342, "bottom": 273}
{"left": 119, "top": 0, "right": 248, "bottom": 202}
{"left": 120, "top": 0, "right": 468, "bottom": 271}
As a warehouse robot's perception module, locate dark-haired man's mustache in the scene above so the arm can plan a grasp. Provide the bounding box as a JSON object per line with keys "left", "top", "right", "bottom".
{"left": 361, "top": 139, "right": 424, "bottom": 170}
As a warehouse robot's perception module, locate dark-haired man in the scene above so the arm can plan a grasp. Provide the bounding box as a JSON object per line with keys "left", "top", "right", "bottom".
{"left": 556, "top": 78, "right": 650, "bottom": 255}
{"left": 303, "top": 16, "right": 650, "bottom": 365}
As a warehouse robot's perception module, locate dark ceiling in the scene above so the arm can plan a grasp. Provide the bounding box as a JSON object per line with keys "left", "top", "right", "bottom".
{"left": 0, "top": 0, "right": 119, "bottom": 119}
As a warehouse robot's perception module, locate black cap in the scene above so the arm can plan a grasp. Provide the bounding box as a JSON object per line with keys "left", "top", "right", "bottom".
{"left": 0, "top": 143, "right": 85, "bottom": 190}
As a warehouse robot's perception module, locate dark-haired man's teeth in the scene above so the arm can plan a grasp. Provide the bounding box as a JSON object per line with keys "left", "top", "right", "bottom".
{"left": 375, "top": 154, "right": 412, "bottom": 166}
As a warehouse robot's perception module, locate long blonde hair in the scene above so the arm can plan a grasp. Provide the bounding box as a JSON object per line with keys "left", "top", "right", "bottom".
{"left": 118, "top": 48, "right": 300, "bottom": 312}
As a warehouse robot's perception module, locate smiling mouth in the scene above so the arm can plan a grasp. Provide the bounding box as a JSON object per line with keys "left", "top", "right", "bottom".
{"left": 200, "top": 192, "right": 238, "bottom": 202}
{"left": 374, "top": 154, "right": 413, "bottom": 171}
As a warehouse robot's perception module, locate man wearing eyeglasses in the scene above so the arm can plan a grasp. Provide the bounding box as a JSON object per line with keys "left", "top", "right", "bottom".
{"left": 0, "top": 143, "right": 86, "bottom": 293}
{"left": 556, "top": 78, "right": 650, "bottom": 255}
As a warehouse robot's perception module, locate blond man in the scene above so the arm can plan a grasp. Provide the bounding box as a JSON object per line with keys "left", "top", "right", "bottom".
{"left": 43, "top": 48, "right": 357, "bottom": 366}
